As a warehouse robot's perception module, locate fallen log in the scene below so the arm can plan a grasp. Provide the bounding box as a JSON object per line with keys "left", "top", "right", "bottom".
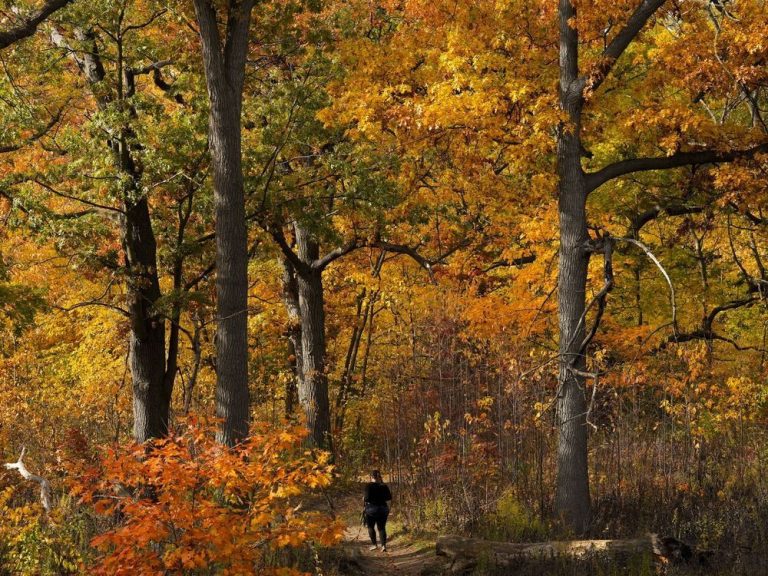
{"left": 436, "top": 533, "right": 691, "bottom": 574}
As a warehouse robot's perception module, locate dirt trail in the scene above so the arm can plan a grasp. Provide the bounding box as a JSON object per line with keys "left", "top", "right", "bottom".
{"left": 332, "top": 485, "right": 445, "bottom": 576}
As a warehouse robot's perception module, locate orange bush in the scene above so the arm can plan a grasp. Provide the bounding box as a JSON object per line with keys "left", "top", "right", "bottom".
{"left": 73, "top": 420, "right": 343, "bottom": 575}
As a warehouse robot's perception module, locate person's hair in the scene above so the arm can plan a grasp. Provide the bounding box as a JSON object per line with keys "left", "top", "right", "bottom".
{"left": 371, "top": 469, "right": 383, "bottom": 483}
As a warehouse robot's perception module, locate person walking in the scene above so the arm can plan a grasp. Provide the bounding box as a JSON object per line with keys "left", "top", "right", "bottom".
{"left": 364, "top": 469, "right": 392, "bottom": 551}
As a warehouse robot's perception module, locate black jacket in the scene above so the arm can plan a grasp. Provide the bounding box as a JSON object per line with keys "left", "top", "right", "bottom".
{"left": 364, "top": 482, "right": 392, "bottom": 506}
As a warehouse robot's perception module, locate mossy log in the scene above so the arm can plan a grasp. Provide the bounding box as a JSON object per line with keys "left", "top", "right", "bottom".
{"left": 435, "top": 533, "right": 692, "bottom": 574}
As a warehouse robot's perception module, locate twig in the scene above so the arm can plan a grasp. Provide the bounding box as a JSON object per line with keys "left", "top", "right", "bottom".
{"left": 614, "top": 236, "right": 678, "bottom": 336}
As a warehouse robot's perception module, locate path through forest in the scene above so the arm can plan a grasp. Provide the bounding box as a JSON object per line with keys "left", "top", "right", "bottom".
{"left": 332, "top": 484, "right": 446, "bottom": 575}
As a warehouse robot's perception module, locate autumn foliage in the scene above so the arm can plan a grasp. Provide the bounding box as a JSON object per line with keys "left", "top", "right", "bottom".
{"left": 2, "top": 0, "right": 768, "bottom": 573}
{"left": 67, "top": 420, "right": 342, "bottom": 575}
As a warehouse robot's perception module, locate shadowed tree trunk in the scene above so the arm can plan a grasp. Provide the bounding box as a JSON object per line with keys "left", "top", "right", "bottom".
{"left": 193, "top": 0, "right": 254, "bottom": 446}
{"left": 125, "top": 195, "right": 169, "bottom": 442}
{"left": 281, "top": 254, "right": 302, "bottom": 416}
{"left": 294, "top": 223, "right": 332, "bottom": 449}
{"left": 268, "top": 222, "right": 362, "bottom": 449}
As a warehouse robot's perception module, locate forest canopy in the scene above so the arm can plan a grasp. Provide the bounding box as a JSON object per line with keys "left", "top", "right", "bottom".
{"left": 0, "top": 0, "right": 767, "bottom": 574}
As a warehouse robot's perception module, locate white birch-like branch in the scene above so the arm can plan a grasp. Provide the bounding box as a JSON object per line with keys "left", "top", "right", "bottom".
{"left": 4, "top": 447, "right": 52, "bottom": 513}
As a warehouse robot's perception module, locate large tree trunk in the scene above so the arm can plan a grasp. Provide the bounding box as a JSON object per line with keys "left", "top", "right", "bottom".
{"left": 124, "top": 195, "right": 169, "bottom": 442}
{"left": 294, "top": 224, "right": 331, "bottom": 449}
{"left": 281, "top": 254, "right": 302, "bottom": 416}
{"left": 209, "top": 88, "right": 250, "bottom": 446}
{"left": 194, "top": 0, "right": 254, "bottom": 446}
{"left": 555, "top": 0, "right": 591, "bottom": 534}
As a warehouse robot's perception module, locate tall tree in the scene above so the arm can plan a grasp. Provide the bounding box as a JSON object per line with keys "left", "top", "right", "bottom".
{"left": 43, "top": 4, "right": 209, "bottom": 442}
{"left": 554, "top": 0, "right": 768, "bottom": 532}
{"left": 193, "top": 0, "right": 254, "bottom": 446}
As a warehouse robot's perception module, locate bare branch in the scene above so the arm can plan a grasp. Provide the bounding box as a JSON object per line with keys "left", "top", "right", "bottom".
{"left": 581, "top": 0, "right": 667, "bottom": 96}
{"left": 577, "top": 237, "right": 614, "bottom": 356}
{"left": 614, "top": 236, "right": 677, "bottom": 334}
{"left": 4, "top": 447, "right": 52, "bottom": 513}
{"left": 313, "top": 239, "right": 361, "bottom": 271}
{"left": 629, "top": 204, "right": 704, "bottom": 237}
{"left": 481, "top": 254, "right": 537, "bottom": 273}
{"left": 33, "top": 178, "right": 124, "bottom": 214}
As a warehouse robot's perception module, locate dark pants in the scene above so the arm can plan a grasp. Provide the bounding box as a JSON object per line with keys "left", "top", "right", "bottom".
{"left": 365, "top": 506, "right": 389, "bottom": 546}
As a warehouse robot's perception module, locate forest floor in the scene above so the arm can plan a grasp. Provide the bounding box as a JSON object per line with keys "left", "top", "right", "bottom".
{"left": 327, "top": 483, "right": 447, "bottom": 575}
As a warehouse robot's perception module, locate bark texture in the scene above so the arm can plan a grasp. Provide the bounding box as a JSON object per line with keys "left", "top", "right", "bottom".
{"left": 294, "top": 224, "right": 331, "bottom": 449}
{"left": 281, "top": 254, "right": 302, "bottom": 416}
{"left": 555, "top": 0, "right": 591, "bottom": 534}
{"left": 0, "top": 0, "right": 72, "bottom": 49}
{"left": 193, "top": 0, "right": 254, "bottom": 446}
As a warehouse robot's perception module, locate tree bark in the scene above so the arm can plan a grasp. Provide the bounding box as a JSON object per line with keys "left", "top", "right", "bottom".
{"left": 555, "top": 0, "right": 591, "bottom": 534}
{"left": 0, "top": 0, "right": 72, "bottom": 49}
{"left": 281, "top": 254, "right": 302, "bottom": 416}
{"left": 124, "top": 195, "right": 169, "bottom": 442}
{"left": 294, "top": 224, "right": 331, "bottom": 449}
{"left": 193, "top": 0, "right": 254, "bottom": 446}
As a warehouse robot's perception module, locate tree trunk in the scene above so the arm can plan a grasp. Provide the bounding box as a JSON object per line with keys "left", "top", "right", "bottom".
{"left": 209, "top": 89, "right": 250, "bottom": 446}
{"left": 294, "top": 224, "right": 331, "bottom": 449}
{"left": 555, "top": 0, "right": 591, "bottom": 533}
{"left": 193, "top": 0, "right": 254, "bottom": 446}
{"left": 281, "top": 254, "right": 302, "bottom": 416}
{"left": 124, "top": 195, "right": 169, "bottom": 442}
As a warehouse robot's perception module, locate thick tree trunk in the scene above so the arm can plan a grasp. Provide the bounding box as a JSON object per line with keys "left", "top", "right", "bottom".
{"left": 555, "top": 0, "right": 591, "bottom": 533}
{"left": 294, "top": 224, "right": 331, "bottom": 449}
{"left": 281, "top": 255, "right": 302, "bottom": 416}
{"left": 124, "top": 195, "right": 169, "bottom": 443}
{"left": 209, "top": 90, "right": 250, "bottom": 446}
{"left": 193, "top": 0, "right": 254, "bottom": 446}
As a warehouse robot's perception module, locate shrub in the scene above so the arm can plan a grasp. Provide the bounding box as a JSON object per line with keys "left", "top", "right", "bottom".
{"left": 73, "top": 420, "right": 344, "bottom": 575}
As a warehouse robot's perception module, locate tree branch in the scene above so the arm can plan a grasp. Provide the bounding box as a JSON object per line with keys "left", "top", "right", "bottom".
{"left": 577, "top": 237, "right": 614, "bottom": 357}
{"left": 370, "top": 240, "right": 437, "bottom": 280}
{"left": 629, "top": 204, "right": 704, "bottom": 237}
{"left": 481, "top": 254, "right": 537, "bottom": 273}
{"left": 0, "top": 0, "right": 73, "bottom": 49}
{"left": 614, "top": 236, "right": 677, "bottom": 334}
{"left": 312, "top": 238, "right": 361, "bottom": 271}
{"left": 586, "top": 142, "right": 768, "bottom": 193}
{"left": 582, "top": 0, "right": 667, "bottom": 96}
{"left": 4, "top": 447, "right": 52, "bottom": 513}
{"left": 265, "top": 222, "right": 307, "bottom": 275}
{"left": 0, "top": 104, "right": 67, "bottom": 154}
